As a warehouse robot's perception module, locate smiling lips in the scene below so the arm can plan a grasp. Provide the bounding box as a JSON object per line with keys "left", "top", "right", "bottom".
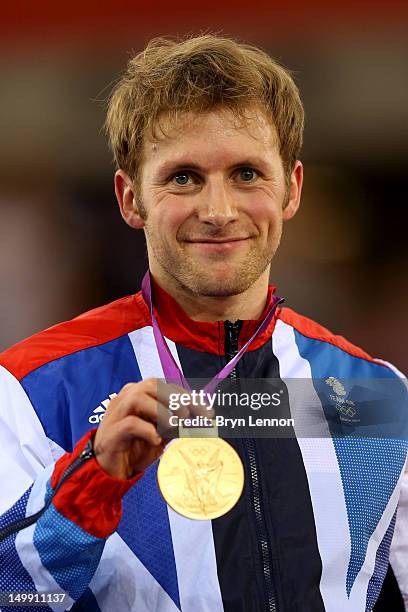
{"left": 185, "top": 237, "right": 250, "bottom": 243}
{"left": 184, "top": 237, "right": 250, "bottom": 252}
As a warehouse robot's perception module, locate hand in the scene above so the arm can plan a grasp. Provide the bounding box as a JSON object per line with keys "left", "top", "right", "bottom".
{"left": 93, "top": 378, "right": 209, "bottom": 479}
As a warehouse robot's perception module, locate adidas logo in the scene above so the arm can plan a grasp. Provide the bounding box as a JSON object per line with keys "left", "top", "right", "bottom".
{"left": 88, "top": 393, "right": 118, "bottom": 424}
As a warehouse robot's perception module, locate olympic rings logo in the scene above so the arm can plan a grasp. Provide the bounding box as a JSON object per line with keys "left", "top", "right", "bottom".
{"left": 191, "top": 447, "right": 208, "bottom": 456}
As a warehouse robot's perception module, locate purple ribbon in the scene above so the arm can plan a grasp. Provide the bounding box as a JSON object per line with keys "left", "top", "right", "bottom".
{"left": 141, "top": 271, "right": 284, "bottom": 395}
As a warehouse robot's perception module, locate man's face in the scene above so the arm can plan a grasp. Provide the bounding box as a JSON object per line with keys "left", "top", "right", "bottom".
{"left": 122, "top": 108, "right": 302, "bottom": 297}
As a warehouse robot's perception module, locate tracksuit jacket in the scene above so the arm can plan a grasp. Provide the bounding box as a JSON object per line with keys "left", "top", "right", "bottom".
{"left": 0, "top": 281, "right": 407, "bottom": 612}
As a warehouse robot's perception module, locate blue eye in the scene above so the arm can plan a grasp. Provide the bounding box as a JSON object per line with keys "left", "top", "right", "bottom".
{"left": 173, "top": 173, "right": 190, "bottom": 185}
{"left": 239, "top": 168, "right": 257, "bottom": 182}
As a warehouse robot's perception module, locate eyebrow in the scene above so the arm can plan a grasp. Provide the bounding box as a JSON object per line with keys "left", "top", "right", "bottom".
{"left": 156, "top": 161, "right": 202, "bottom": 177}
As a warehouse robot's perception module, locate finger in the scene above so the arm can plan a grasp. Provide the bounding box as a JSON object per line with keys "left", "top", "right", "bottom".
{"left": 105, "top": 390, "right": 168, "bottom": 424}
{"left": 117, "top": 415, "right": 163, "bottom": 447}
{"left": 187, "top": 395, "right": 215, "bottom": 418}
{"left": 118, "top": 379, "right": 188, "bottom": 418}
{"left": 156, "top": 382, "right": 215, "bottom": 418}
{"left": 120, "top": 379, "right": 212, "bottom": 418}
{"left": 156, "top": 402, "right": 190, "bottom": 431}
{"left": 117, "top": 380, "right": 214, "bottom": 423}
{"left": 104, "top": 388, "right": 189, "bottom": 442}
{"left": 130, "top": 439, "right": 167, "bottom": 472}
{"left": 120, "top": 378, "right": 158, "bottom": 398}
{"left": 116, "top": 378, "right": 183, "bottom": 414}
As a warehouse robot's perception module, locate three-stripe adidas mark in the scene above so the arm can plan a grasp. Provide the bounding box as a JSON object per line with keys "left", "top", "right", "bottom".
{"left": 88, "top": 393, "right": 118, "bottom": 424}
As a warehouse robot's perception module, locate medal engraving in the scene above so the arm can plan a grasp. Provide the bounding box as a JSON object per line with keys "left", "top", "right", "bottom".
{"left": 158, "top": 438, "right": 244, "bottom": 520}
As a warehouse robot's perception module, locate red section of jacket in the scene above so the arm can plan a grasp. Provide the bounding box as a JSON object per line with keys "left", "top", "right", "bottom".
{"left": 0, "top": 293, "right": 150, "bottom": 381}
{"left": 0, "top": 275, "right": 382, "bottom": 383}
{"left": 50, "top": 428, "right": 143, "bottom": 539}
{"left": 151, "top": 279, "right": 280, "bottom": 355}
{"left": 0, "top": 281, "right": 281, "bottom": 380}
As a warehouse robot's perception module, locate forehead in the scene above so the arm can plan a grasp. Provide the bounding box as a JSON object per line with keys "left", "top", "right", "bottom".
{"left": 142, "top": 107, "right": 280, "bottom": 170}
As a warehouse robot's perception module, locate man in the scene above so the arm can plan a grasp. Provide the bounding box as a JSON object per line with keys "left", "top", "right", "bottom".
{"left": 0, "top": 35, "right": 406, "bottom": 612}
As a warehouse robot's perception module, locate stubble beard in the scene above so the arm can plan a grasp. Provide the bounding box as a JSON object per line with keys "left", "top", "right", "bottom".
{"left": 145, "top": 224, "right": 281, "bottom": 298}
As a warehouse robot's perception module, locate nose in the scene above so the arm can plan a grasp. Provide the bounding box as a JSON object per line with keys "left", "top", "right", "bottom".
{"left": 197, "top": 179, "right": 239, "bottom": 227}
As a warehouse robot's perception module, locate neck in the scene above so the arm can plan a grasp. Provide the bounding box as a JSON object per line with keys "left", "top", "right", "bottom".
{"left": 150, "top": 269, "right": 270, "bottom": 323}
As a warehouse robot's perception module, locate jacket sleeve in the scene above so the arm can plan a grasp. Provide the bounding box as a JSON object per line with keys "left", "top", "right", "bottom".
{"left": 0, "top": 364, "right": 142, "bottom": 611}
{"left": 379, "top": 360, "right": 408, "bottom": 610}
{"left": 390, "top": 456, "right": 408, "bottom": 610}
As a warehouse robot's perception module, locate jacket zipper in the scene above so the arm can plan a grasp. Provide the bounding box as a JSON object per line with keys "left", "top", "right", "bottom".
{"left": 0, "top": 439, "right": 94, "bottom": 543}
{"left": 224, "top": 320, "right": 278, "bottom": 612}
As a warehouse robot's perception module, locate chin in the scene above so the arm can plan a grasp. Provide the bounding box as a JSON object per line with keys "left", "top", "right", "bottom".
{"left": 186, "top": 275, "right": 257, "bottom": 298}
{"left": 196, "top": 286, "right": 243, "bottom": 297}
{"left": 161, "top": 255, "right": 271, "bottom": 298}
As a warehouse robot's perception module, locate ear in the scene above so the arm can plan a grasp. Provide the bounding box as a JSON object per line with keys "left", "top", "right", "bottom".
{"left": 114, "top": 170, "right": 145, "bottom": 229}
{"left": 282, "top": 160, "right": 303, "bottom": 221}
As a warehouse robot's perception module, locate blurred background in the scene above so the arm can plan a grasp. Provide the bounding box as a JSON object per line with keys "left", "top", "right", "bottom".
{"left": 1, "top": 0, "right": 407, "bottom": 371}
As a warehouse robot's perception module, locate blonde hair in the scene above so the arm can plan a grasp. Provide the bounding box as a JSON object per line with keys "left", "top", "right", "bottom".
{"left": 105, "top": 34, "right": 304, "bottom": 186}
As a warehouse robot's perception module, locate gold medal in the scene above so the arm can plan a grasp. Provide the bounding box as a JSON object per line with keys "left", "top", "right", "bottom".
{"left": 158, "top": 434, "right": 244, "bottom": 520}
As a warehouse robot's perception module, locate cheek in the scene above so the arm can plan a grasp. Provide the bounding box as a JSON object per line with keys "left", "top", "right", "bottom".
{"left": 242, "top": 191, "right": 282, "bottom": 225}
{"left": 151, "top": 196, "right": 193, "bottom": 233}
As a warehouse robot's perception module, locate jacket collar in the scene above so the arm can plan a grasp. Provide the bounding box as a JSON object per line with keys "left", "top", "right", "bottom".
{"left": 139, "top": 278, "right": 281, "bottom": 355}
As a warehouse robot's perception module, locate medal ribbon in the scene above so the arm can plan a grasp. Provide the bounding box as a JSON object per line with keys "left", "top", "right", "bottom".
{"left": 141, "top": 271, "right": 284, "bottom": 395}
